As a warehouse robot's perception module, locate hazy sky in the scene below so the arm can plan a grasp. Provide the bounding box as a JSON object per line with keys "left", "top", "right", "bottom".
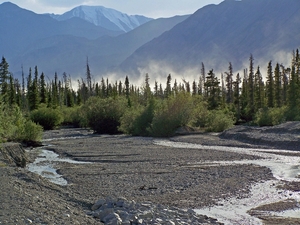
{"left": 0, "top": 0, "right": 223, "bottom": 18}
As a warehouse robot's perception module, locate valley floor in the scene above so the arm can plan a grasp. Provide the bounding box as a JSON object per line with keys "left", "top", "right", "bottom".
{"left": 1, "top": 123, "right": 300, "bottom": 224}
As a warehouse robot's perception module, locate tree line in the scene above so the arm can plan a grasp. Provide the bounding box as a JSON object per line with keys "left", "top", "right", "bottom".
{"left": 0, "top": 49, "right": 300, "bottom": 140}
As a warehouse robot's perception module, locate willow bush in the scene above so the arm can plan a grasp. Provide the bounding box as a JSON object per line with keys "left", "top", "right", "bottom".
{"left": 149, "top": 93, "right": 194, "bottom": 137}
{"left": 254, "top": 107, "right": 287, "bottom": 127}
{"left": 204, "top": 109, "right": 235, "bottom": 132}
{"left": 119, "top": 98, "right": 155, "bottom": 136}
{"left": 30, "top": 106, "right": 63, "bottom": 130}
{"left": 0, "top": 102, "right": 43, "bottom": 143}
{"left": 83, "top": 96, "right": 127, "bottom": 134}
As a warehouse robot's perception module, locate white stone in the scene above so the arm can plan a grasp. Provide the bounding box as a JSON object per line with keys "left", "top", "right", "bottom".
{"left": 137, "top": 211, "right": 153, "bottom": 219}
{"left": 116, "top": 210, "right": 129, "bottom": 220}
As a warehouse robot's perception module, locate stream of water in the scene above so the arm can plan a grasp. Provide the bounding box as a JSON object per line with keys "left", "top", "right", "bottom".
{"left": 154, "top": 140, "right": 300, "bottom": 224}
{"left": 27, "top": 147, "right": 90, "bottom": 185}
{"left": 27, "top": 135, "right": 300, "bottom": 224}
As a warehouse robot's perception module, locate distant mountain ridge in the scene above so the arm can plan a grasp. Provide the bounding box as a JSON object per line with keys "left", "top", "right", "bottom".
{"left": 50, "top": 5, "right": 153, "bottom": 32}
{"left": 3, "top": 0, "right": 300, "bottom": 82}
{"left": 0, "top": 2, "right": 188, "bottom": 78}
{"left": 121, "top": 0, "right": 300, "bottom": 76}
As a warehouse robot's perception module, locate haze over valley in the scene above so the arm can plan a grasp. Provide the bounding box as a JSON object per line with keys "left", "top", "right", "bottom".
{"left": 1, "top": 0, "right": 300, "bottom": 83}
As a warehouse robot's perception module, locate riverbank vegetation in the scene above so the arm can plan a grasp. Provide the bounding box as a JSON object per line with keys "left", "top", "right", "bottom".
{"left": 1, "top": 49, "right": 300, "bottom": 139}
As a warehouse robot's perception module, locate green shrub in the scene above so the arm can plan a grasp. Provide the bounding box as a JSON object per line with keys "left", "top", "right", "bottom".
{"left": 83, "top": 96, "right": 127, "bottom": 134}
{"left": 119, "top": 98, "right": 156, "bottom": 136}
{"left": 189, "top": 96, "right": 209, "bottom": 128}
{"left": 149, "top": 93, "right": 193, "bottom": 137}
{"left": 119, "top": 105, "right": 144, "bottom": 135}
{"left": 60, "top": 106, "right": 85, "bottom": 127}
{"left": 285, "top": 106, "right": 300, "bottom": 121}
{"left": 0, "top": 102, "right": 43, "bottom": 143}
{"left": 30, "top": 107, "right": 63, "bottom": 130}
{"left": 254, "top": 107, "right": 286, "bottom": 127}
{"left": 19, "top": 120, "right": 43, "bottom": 143}
{"left": 205, "top": 110, "right": 235, "bottom": 132}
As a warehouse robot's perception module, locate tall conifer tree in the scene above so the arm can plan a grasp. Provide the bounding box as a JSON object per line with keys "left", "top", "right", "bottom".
{"left": 266, "top": 61, "right": 275, "bottom": 108}
{"left": 274, "top": 63, "right": 282, "bottom": 107}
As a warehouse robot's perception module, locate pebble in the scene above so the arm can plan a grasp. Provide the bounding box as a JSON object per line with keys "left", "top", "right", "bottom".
{"left": 91, "top": 197, "right": 223, "bottom": 225}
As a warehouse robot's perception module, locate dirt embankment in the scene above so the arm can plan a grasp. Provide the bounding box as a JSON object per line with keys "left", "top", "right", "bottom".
{"left": 0, "top": 143, "right": 27, "bottom": 168}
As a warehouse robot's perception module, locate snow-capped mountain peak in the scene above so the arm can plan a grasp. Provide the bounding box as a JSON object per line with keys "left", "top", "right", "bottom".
{"left": 51, "top": 5, "right": 153, "bottom": 33}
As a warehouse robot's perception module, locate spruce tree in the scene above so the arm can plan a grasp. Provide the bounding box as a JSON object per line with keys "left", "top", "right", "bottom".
{"left": 225, "top": 62, "right": 234, "bottom": 104}
{"left": 287, "top": 65, "right": 299, "bottom": 119}
{"left": 124, "top": 76, "right": 131, "bottom": 106}
{"left": 101, "top": 78, "right": 106, "bottom": 98}
{"left": 21, "top": 66, "right": 27, "bottom": 110}
{"left": 254, "top": 66, "right": 264, "bottom": 110}
{"left": 266, "top": 61, "right": 275, "bottom": 108}
{"left": 182, "top": 79, "right": 190, "bottom": 93}
{"left": 240, "top": 69, "right": 249, "bottom": 121}
{"left": 14, "top": 78, "right": 21, "bottom": 107}
{"left": 0, "top": 57, "right": 9, "bottom": 103}
{"left": 154, "top": 80, "right": 158, "bottom": 97}
{"left": 165, "top": 74, "right": 172, "bottom": 97}
{"left": 247, "top": 55, "right": 255, "bottom": 118}
{"left": 281, "top": 65, "right": 289, "bottom": 106}
{"left": 274, "top": 63, "right": 282, "bottom": 107}
{"left": 8, "top": 74, "right": 15, "bottom": 105}
{"left": 52, "top": 72, "right": 59, "bottom": 107}
{"left": 86, "top": 58, "right": 93, "bottom": 96}
{"left": 143, "top": 73, "right": 151, "bottom": 102}
{"left": 27, "top": 68, "right": 32, "bottom": 97}
{"left": 192, "top": 80, "right": 197, "bottom": 96}
{"left": 27, "top": 67, "right": 39, "bottom": 110}
{"left": 200, "top": 62, "right": 206, "bottom": 96}
{"left": 204, "top": 69, "right": 220, "bottom": 110}
{"left": 221, "top": 73, "right": 226, "bottom": 107}
{"left": 233, "top": 73, "right": 241, "bottom": 121}
{"left": 40, "top": 72, "right": 47, "bottom": 104}
{"left": 172, "top": 79, "right": 178, "bottom": 95}
{"left": 118, "top": 81, "right": 122, "bottom": 96}
{"left": 125, "top": 76, "right": 130, "bottom": 99}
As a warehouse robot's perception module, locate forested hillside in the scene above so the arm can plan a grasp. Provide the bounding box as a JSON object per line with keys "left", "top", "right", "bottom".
{"left": 1, "top": 49, "right": 300, "bottom": 142}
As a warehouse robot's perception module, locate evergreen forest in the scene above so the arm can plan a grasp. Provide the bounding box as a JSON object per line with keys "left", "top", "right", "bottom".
{"left": 1, "top": 50, "right": 300, "bottom": 144}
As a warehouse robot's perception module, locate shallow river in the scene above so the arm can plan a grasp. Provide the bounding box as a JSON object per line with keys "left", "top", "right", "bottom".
{"left": 155, "top": 140, "right": 300, "bottom": 225}
{"left": 27, "top": 136, "right": 300, "bottom": 224}
{"left": 27, "top": 148, "right": 90, "bottom": 185}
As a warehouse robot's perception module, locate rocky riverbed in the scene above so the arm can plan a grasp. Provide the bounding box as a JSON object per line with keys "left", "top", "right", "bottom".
{"left": 1, "top": 122, "right": 300, "bottom": 224}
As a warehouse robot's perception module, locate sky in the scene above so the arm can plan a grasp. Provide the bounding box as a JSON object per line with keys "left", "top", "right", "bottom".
{"left": 0, "top": 0, "right": 223, "bottom": 18}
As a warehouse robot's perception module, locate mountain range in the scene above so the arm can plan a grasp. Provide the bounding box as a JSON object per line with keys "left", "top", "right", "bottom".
{"left": 1, "top": 0, "right": 300, "bottom": 82}
{"left": 49, "top": 5, "right": 152, "bottom": 33}
{"left": 121, "top": 0, "right": 300, "bottom": 76}
{"left": 0, "top": 2, "right": 188, "bottom": 79}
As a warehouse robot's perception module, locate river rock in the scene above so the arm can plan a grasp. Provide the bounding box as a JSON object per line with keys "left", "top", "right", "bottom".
{"left": 92, "top": 199, "right": 106, "bottom": 210}
{"left": 91, "top": 197, "right": 223, "bottom": 225}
